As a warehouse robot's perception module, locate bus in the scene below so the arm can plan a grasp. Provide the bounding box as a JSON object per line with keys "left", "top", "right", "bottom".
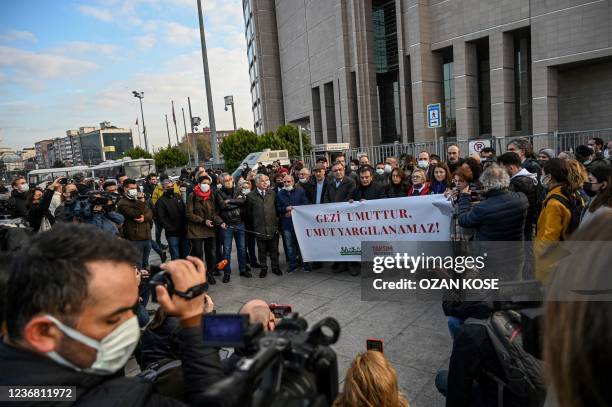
{"left": 27, "top": 166, "right": 93, "bottom": 187}
{"left": 90, "top": 158, "right": 156, "bottom": 181}
{"left": 231, "top": 149, "right": 290, "bottom": 179}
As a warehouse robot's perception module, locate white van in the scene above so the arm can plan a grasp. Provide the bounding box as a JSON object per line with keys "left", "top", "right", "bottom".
{"left": 231, "top": 149, "right": 290, "bottom": 179}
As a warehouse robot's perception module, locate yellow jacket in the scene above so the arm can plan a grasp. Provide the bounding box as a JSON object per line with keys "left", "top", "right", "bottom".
{"left": 151, "top": 183, "right": 180, "bottom": 205}
{"left": 535, "top": 185, "right": 572, "bottom": 283}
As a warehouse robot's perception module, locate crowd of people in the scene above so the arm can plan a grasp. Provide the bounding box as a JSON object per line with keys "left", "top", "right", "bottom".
{"left": 0, "top": 135, "right": 611, "bottom": 407}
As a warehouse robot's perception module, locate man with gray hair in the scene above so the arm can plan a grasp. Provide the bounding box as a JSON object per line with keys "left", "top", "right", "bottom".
{"left": 457, "top": 164, "right": 528, "bottom": 241}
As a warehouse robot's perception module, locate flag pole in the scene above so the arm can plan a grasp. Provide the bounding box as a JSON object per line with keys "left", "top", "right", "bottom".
{"left": 172, "top": 100, "right": 179, "bottom": 145}
{"left": 136, "top": 117, "right": 142, "bottom": 148}
{"left": 165, "top": 114, "right": 171, "bottom": 147}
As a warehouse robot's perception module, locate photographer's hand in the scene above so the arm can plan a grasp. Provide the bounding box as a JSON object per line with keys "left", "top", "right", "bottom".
{"left": 156, "top": 256, "right": 207, "bottom": 326}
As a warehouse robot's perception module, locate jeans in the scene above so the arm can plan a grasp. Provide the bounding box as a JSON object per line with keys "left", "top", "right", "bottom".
{"left": 167, "top": 235, "right": 189, "bottom": 260}
{"left": 133, "top": 240, "right": 152, "bottom": 269}
{"left": 281, "top": 227, "right": 306, "bottom": 271}
{"left": 190, "top": 237, "right": 216, "bottom": 274}
{"left": 221, "top": 224, "right": 247, "bottom": 274}
{"left": 215, "top": 226, "right": 224, "bottom": 263}
{"left": 136, "top": 283, "right": 151, "bottom": 327}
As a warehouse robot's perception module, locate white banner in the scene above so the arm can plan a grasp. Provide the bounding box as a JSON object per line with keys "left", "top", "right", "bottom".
{"left": 292, "top": 195, "right": 454, "bottom": 262}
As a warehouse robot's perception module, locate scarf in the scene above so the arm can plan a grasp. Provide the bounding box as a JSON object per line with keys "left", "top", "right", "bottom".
{"left": 194, "top": 184, "right": 212, "bottom": 201}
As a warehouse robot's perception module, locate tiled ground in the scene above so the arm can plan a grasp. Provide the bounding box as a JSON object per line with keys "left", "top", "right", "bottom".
{"left": 139, "top": 241, "right": 450, "bottom": 407}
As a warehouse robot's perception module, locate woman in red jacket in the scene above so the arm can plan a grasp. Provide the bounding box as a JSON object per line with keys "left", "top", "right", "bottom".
{"left": 407, "top": 169, "right": 431, "bottom": 196}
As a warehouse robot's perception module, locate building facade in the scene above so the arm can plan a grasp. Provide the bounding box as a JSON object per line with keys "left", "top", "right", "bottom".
{"left": 243, "top": 0, "right": 612, "bottom": 147}
{"left": 35, "top": 140, "right": 53, "bottom": 168}
{"left": 80, "top": 122, "right": 134, "bottom": 165}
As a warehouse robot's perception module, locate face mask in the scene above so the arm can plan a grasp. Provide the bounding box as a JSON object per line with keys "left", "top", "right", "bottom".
{"left": 583, "top": 182, "right": 598, "bottom": 197}
{"left": 264, "top": 181, "right": 271, "bottom": 189}
{"left": 284, "top": 185, "right": 294, "bottom": 191}
{"left": 298, "top": 177, "right": 308, "bottom": 183}
{"left": 242, "top": 188, "right": 251, "bottom": 195}
{"left": 417, "top": 160, "right": 429, "bottom": 169}
{"left": 540, "top": 174, "right": 551, "bottom": 188}
{"left": 18, "top": 184, "right": 29, "bottom": 193}
{"left": 376, "top": 168, "right": 384, "bottom": 175}
{"left": 350, "top": 165, "right": 358, "bottom": 171}
{"left": 46, "top": 315, "right": 140, "bottom": 376}
{"left": 126, "top": 189, "right": 138, "bottom": 199}
{"left": 164, "top": 188, "right": 174, "bottom": 195}
{"left": 216, "top": 184, "right": 222, "bottom": 189}
{"left": 200, "top": 183, "right": 210, "bottom": 192}
{"left": 384, "top": 164, "right": 392, "bottom": 174}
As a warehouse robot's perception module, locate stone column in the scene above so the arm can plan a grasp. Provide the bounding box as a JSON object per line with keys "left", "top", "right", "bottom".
{"left": 490, "top": 32, "right": 515, "bottom": 138}
{"left": 454, "top": 41, "right": 479, "bottom": 140}
{"left": 532, "top": 65, "right": 558, "bottom": 134}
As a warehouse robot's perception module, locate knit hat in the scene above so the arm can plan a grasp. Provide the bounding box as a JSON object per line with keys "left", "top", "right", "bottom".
{"left": 538, "top": 148, "right": 555, "bottom": 159}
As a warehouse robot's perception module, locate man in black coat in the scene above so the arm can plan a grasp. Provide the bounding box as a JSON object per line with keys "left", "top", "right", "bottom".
{"left": 457, "top": 164, "right": 528, "bottom": 241}
{"left": 0, "top": 224, "right": 224, "bottom": 407}
{"left": 296, "top": 167, "right": 316, "bottom": 204}
{"left": 9, "top": 176, "right": 29, "bottom": 218}
{"left": 352, "top": 165, "right": 386, "bottom": 201}
{"left": 245, "top": 173, "right": 281, "bottom": 278}
{"left": 155, "top": 178, "right": 188, "bottom": 260}
{"left": 497, "top": 152, "right": 539, "bottom": 241}
{"left": 323, "top": 162, "right": 356, "bottom": 204}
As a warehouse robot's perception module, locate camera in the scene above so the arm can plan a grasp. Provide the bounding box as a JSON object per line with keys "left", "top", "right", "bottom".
{"left": 200, "top": 312, "right": 340, "bottom": 407}
{"left": 59, "top": 177, "right": 73, "bottom": 185}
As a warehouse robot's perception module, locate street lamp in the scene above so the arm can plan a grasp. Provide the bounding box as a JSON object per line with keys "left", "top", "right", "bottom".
{"left": 224, "top": 95, "right": 237, "bottom": 131}
{"left": 132, "top": 91, "right": 149, "bottom": 153}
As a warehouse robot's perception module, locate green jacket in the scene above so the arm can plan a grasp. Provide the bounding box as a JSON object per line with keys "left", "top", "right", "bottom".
{"left": 245, "top": 189, "right": 278, "bottom": 240}
{"left": 117, "top": 197, "right": 153, "bottom": 241}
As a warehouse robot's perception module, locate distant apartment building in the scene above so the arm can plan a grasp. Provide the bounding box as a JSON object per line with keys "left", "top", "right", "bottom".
{"left": 35, "top": 140, "right": 53, "bottom": 168}
{"left": 79, "top": 122, "right": 134, "bottom": 165}
{"left": 243, "top": 0, "right": 612, "bottom": 147}
{"left": 20, "top": 147, "right": 36, "bottom": 161}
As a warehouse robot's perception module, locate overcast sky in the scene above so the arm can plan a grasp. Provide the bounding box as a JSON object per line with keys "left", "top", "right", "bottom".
{"left": 0, "top": 0, "right": 253, "bottom": 151}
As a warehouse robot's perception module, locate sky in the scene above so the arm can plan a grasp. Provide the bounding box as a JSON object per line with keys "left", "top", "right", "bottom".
{"left": 0, "top": 0, "right": 253, "bottom": 151}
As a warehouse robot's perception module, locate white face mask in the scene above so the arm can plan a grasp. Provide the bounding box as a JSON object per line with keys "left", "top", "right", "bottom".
{"left": 46, "top": 315, "right": 140, "bottom": 376}
{"left": 126, "top": 189, "right": 138, "bottom": 199}
{"left": 241, "top": 188, "right": 251, "bottom": 195}
{"left": 264, "top": 181, "right": 271, "bottom": 189}
{"left": 18, "top": 183, "right": 29, "bottom": 193}
{"left": 350, "top": 165, "right": 358, "bottom": 171}
{"left": 417, "top": 160, "right": 429, "bottom": 169}
{"left": 298, "top": 177, "right": 308, "bottom": 183}
{"left": 384, "top": 164, "right": 392, "bottom": 174}
{"left": 540, "top": 174, "right": 551, "bottom": 188}
{"left": 200, "top": 183, "right": 210, "bottom": 192}
{"left": 376, "top": 168, "right": 385, "bottom": 175}
{"left": 284, "top": 185, "right": 294, "bottom": 191}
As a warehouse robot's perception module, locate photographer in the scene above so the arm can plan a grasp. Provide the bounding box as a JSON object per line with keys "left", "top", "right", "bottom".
{"left": 0, "top": 224, "right": 224, "bottom": 406}
{"left": 27, "top": 177, "right": 62, "bottom": 232}
{"left": 81, "top": 191, "right": 124, "bottom": 236}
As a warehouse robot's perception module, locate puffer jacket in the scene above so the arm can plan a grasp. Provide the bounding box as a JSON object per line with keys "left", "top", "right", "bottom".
{"left": 458, "top": 189, "right": 528, "bottom": 241}
{"left": 185, "top": 192, "right": 222, "bottom": 239}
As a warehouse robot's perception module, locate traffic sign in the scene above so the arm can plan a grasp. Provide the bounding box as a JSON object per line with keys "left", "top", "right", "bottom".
{"left": 427, "top": 103, "right": 441, "bottom": 128}
{"left": 468, "top": 139, "right": 492, "bottom": 155}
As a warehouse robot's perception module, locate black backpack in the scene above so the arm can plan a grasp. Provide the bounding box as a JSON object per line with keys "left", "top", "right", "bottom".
{"left": 465, "top": 311, "right": 546, "bottom": 407}
{"left": 542, "top": 192, "right": 586, "bottom": 238}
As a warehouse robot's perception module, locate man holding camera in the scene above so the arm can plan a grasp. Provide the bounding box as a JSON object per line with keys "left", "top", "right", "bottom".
{"left": 0, "top": 224, "right": 224, "bottom": 406}
{"left": 118, "top": 178, "right": 153, "bottom": 269}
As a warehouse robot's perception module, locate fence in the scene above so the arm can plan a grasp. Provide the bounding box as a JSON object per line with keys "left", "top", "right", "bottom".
{"left": 300, "top": 128, "right": 612, "bottom": 168}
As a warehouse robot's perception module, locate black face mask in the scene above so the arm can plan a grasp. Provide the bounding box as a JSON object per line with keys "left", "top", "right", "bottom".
{"left": 583, "top": 182, "right": 598, "bottom": 197}
{"left": 164, "top": 189, "right": 174, "bottom": 196}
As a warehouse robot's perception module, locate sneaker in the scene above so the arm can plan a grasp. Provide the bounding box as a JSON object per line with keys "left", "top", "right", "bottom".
{"left": 240, "top": 271, "right": 253, "bottom": 278}
{"left": 222, "top": 273, "right": 230, "bottom": 283}
{"left": 207, "top": 272, "right": 216, "bottom": 285}
{"left": 160, "top": 251, "right": 167, "bottom": 263}
{"left": 271, "top": 268, "right": 283, "bottom": 276}
{"left": 259, "top": 269, "right": 268, "bottom": 278}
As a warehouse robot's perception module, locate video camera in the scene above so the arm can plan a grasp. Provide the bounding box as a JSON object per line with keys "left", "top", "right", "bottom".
{"left": 200, "top": 312, "right": 340, "bottom": 407}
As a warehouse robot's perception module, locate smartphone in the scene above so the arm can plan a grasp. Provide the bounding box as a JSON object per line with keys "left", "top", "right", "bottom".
{"left": 202, "top": 314, "right": 249, "bottom": 347}
{"left": 269, "top": 304, "right": 292, "bottom": 319}
{"left": 366, "top": 338, "right": 384, "bottom": 353}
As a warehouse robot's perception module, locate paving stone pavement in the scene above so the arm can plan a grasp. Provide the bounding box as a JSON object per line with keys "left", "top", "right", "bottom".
{"left": 140, "top": 240, "right": 450, "bottom": 407}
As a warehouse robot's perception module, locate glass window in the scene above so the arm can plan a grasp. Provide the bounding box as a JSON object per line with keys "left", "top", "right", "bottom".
{"left": 442, "top": 49, "right": 456, "bottom": 139}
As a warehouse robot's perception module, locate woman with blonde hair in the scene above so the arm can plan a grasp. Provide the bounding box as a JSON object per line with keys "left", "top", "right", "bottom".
{"left": 333, "top": 351, "right": 409, "bottom": 407}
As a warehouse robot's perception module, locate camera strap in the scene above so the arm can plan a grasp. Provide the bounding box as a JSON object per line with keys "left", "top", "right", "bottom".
{"left": 172, "top": 282, "right": 209, "bottom": 299}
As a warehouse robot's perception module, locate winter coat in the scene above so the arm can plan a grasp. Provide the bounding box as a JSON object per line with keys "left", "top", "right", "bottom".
{"left": 275, "top": 187, "right": 309, "bottom": 230}
{"left": 117, "top": 197, "right": 153, "bottom": 241}
{"left": 185, "top": 192, "right": 222, "bottom": 239}
{"left": 245, "top": 189, "right": 278, "bottom": 239}
{"left": 9, "top": 189, "right": 29, "bottom": 218}
{"left": 215, "top": 187, "right": 245, "bottom": 225}
{"left": 155, "top": 192, "right": 187, "bottom": 237}
{"left": 535, "top": 186, "right": 571, "bottom": 242}
{"left": 26, "top": 188, "right": 55, "bottom": 232}
{"left": 407, "top": 183, "right": 431, "bottom": 197}
{"left": 352, "top": 182, "right": 386, "bottom": 201}
{"left": 458, "top": 189, "right": 528, "bottom": 241}
{"left": 323, "top": 177, "right": 356, "bottom": 203}
{"left": 509, "top": 169, "right": 539, "bottom": 239}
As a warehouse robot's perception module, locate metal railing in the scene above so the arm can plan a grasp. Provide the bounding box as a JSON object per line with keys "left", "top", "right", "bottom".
{"left": 300, "top": 128, "right": 612, "bottom": 168}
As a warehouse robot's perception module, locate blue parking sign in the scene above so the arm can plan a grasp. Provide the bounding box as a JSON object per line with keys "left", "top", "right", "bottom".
{"left": 427, "top": 103, "right": 441, "bottom": 128}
